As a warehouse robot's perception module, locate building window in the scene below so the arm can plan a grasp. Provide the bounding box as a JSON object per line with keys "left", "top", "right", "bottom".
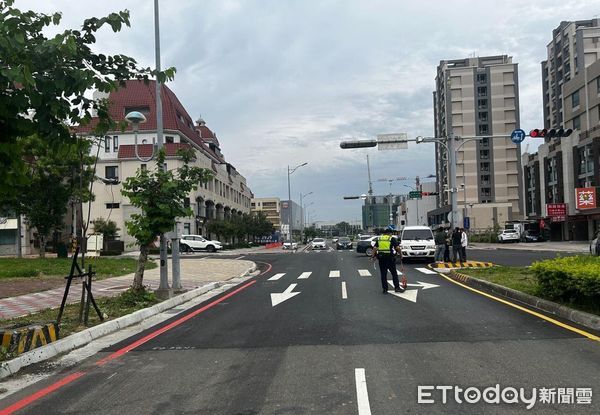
{"left": 478, "top": 124, "right": 489, "bottom": 135}
{"left": 481, "top": 138, "right": 490, "bottom": 147}
{"left": 183, "top": 223, "right": 191, "bottom": 235}
{"left": 481, "top": 188, "right": 491, "bottom": 196}
{"left": 105, "top": 136, "right": 111, "bottom": 153}
{"left": 477, "top": 99, "right": 488, "bottom": 109}
{"left": 476, "top": 73, "right": 487, "bottom": 83}
{"left": 573, "top": 115, "right": 581, "bottom": 130}
{"left": 477, "top": 86, "right": 487, "bottom": 97}
{"left": 105, "top": 166, "right": 118, "bottom": 180}
{"left": 113, "top": 135, "right": 119, "bottom": 152}
{"left": 480, "top": 149, "right": 490, "bottom": 160}
{"left": 106, "top": 203, "right": 120, "bottom": 209}
{"left": 478, "top": 112, "right": 488, "bottom": 122}
{"left": 480, "top": 162, "right": 490, "bottom": 172}
{"left": 166, "top": 136, "right": 174, "bottom": 143}
{"left": 481, "top": 174, "right": 490, "bottom": 185}
{"left": 184, "top": 197, "right": 190, "bottom": 208}
{"left": 597, "top": 77, "right": 600, "bottom": 94}
{"left": 571, "top": 90, "right": 580, "bottom": 107}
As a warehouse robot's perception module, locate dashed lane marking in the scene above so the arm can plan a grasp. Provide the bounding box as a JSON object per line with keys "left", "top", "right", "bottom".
{"left": 342, "top": 282, "right": 348, "bottom": 299}
{"left": 358, "top": 269, "right": 372, "bottom": 277}
{"left": 267, "top": 273, "right": 285, "bottom": 281}
{"left": 298, "top": 272, "right": 312, "bottom": 279}
{"left": 329, "top": 270, "right": 340, "bottom": 278}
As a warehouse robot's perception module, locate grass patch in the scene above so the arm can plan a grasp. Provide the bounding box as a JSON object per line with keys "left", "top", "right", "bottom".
{"left": 0, "top": 257, "right": 156, "bottom": 280}
{"left": 465, "top": 265, "right": 599, "bottom": 315}
{"left": 0, "top": 288, "right": 162, "bottom": 362}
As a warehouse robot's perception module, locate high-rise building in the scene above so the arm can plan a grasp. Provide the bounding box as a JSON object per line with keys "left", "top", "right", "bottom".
{"left": 541, "top": 19, "right": 600, "bottom": 129}
{"left": 431, "top": 55, "right": 523, "bottom": 230}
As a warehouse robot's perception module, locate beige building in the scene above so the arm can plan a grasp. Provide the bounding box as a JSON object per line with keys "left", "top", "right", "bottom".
{"left": 542, "top": 18, "right": 600, "bottom": 129}
{"left": 431, "top": 55, "right": 523, "bottom": 230}
{"left": 78, "top": 80, "right": 253, "bottom": 248}
{"left": 251, "top": 198, "right": 282, "bottom": 232}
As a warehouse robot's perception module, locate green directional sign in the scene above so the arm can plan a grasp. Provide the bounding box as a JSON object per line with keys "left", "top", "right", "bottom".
{"left": 409, "top": 191, "right": 422, "bottom": 199}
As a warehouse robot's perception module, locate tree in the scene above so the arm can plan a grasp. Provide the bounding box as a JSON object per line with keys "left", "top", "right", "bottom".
{"left": 121, "top": 149, "right": 213, "bottom": 291}
{"left": 0, "top": 0, "right": 174, "bottom": 199}
{"left": 92, "top": 217, "right": 120, "bottom": 240}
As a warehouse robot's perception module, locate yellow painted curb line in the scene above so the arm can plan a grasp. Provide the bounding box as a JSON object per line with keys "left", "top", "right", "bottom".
{"left": 438, "top": 272, "right": 600, "bottom": 342}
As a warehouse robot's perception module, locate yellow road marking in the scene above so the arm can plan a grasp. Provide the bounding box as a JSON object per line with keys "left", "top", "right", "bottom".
{"left": 438, "top": 273, "right": 600, "bottom": 342}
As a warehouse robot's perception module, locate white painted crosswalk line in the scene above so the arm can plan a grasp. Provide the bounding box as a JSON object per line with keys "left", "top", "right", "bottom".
{"left": 268, "top": 273, "right": 286, "bottom": 281}
{"left": 329, "top": 270, "right": 340, "bottom": 278}
{"left": 342, "top": 282, "right": 348, "bottom": 299}
{"left": 415, "top": 267, "right": 438, "bottom": 274}
{"left": 358, "top": 269, "right": 372, "bottom": 277}
{"left": 298, "top": 272, "right": 312, "bottom": 279}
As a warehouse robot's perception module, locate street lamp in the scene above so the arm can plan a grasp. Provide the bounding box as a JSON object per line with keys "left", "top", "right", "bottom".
{"left": 287, "top": 162, "right": 308, "bottom": 240}
{"left": 300, "top": 192, "right": 313, "bottom": 239}
{"left": 125, "top": 111, "right": 151, "bottom": 162}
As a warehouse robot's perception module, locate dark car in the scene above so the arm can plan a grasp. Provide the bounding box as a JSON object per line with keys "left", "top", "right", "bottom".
{"left": 336, "top": 236, "right": 353, "bottom": 250}
{"left": 356, "top": 236, "right": 378, "bottom": 256}
{"left": 591, "top": 231, "right": 600, "bottom": 256}
{"left": 523, "top": 230, "right": 544, "bottom": 242}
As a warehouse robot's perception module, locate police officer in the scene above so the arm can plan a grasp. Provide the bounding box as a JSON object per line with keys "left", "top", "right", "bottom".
{"left": 371, "top": 226, "right": 404, "bottom": 294}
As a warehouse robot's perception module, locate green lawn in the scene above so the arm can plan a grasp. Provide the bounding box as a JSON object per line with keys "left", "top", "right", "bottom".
{"left": 0, "top": 257, "right": 156, "bottom": 280}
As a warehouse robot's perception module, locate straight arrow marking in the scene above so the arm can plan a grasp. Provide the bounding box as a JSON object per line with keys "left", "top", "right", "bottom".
{"left": 268, "top": 273, "right": 285, "bottom": 281}
{"left": 389, "top": 280, "right": 440, "bottom": 290}
{"left": 329, "top": 270, "right": 340, "bottom": 278}
{"left": 270, "top": 283, "right": 300, "bottom": 307}
{"left": 298, "top": 272, "right": 312, "bottom": 279}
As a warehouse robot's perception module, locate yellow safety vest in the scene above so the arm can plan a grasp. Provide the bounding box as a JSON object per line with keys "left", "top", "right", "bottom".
{"left": 378, "top": 235, "right": 392, "bottom": 254}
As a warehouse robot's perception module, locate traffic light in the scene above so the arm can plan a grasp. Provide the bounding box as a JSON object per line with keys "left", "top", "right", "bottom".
{"left": 529, "top": 128, "right": 573, "bottom": 138}
{"left": 421, "top": 192, "right": 439, "bottom": 196}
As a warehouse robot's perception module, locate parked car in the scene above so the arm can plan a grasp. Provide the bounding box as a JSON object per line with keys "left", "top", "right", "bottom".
{"left": 400, "top": 226, "right": 435, "bottom": 261}
{"left": 332, "top": 237, "right": 339, "bottom": 244}
{"left": 282, "top": 240, "right": 298, "bottom": 250}
{"left": 523, "top": 230, "right": 544, "bottom": 242}
{"left": 356, "top": 236, "right": 378, "bottom": 256}
{"left": 497, "top": 229, "right": 520, "bottom": 243}
{"left": 336, "top": 236, "right": 352, "bottom": 250}
{"left": 590, "top": 231, "right": 600, "bottom": 256}
{"left": 180, "top": 235, "right": 223, "bottom": 252}
{"left": 311, "top": 238, "right": 327, "bottom": 250}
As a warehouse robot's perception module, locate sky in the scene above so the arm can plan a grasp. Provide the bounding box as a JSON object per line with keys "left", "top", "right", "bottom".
{"left": 15, "top": 0, "right": 600, "bottom": 224}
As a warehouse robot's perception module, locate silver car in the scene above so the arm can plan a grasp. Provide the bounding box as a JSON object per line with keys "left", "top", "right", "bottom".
{"left": 311, "top": 238, "right": 327, "bottom": 250}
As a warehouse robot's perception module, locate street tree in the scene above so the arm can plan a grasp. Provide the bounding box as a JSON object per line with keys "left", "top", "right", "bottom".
{"left": 0, "top": 0, "right": 174, "bottom": 200}
{"left": 121, "top": 149, "right": 213, "bottom": 291}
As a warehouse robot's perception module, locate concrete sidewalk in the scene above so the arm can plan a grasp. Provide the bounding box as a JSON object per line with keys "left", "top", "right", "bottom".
{"left": 0, "top": 258, "right": 255, "bottom": 320}
{"left": 469, "top": 241, "right": 589, "bottom": 253}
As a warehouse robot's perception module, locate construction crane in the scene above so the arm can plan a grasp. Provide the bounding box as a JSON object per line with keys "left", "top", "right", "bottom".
{"left": 366, "top": 155, "right": 373, "bottom": 196}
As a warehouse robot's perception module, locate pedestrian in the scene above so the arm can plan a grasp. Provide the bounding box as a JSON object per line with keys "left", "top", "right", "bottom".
{"left": 371, "top": 226, "right": 404, "bottom": 294}
{"left": 460, "top": 227, "right": 468, "bottom": 261}
{"left": 451, "top": 227, "right": 464, "bottom": 263}
{"left": 444, "top": 228, "right": 451, "bottom": 262}
{"left": 434, "top": 227, "right": 446, "bottom": 263}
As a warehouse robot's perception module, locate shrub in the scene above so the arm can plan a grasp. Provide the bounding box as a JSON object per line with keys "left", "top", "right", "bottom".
{"left": 531, "top": 256, "right": 600, "bottom": 310}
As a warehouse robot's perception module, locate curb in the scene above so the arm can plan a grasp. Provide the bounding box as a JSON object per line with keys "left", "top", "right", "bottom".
{"left": 447, "top": 270, "right": 600, "bottom": 332}
{"left": 0, "top": 263, "right": 257, "bottom": 380}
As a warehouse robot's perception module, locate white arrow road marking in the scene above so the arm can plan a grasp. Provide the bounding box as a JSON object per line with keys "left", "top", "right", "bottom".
{"left": 358, "top": 269, "right": 372, "bottom": 277}
{"left": 329, "top": 270, "right": 340, "bottom": 278}
{"left": 409, "top": 281, "right": 440, "bottom": 290}
{"left": 297, "top": 272, "right": 312, "bottom": 279}
{"left": 415, "top": 267, "right": 438, "bottom": 274}
{"left": 270, "top": 284, "right": 301, "bottom": 307}
{"left": 388, "top": 288, "right": 419, "bottom": 303}
{"left": 342, "top": 282, "right": 348, "bottom": 299}
{"left": 355, "top": 368, "right": 372, "bottom": 415}
{"left": 268, "top": 273, "right": 286, "bottom": 281}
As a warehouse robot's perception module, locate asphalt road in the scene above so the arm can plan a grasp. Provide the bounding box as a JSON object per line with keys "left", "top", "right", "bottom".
{"left": 2, "top": 248, "right": 599, "bottom": 414}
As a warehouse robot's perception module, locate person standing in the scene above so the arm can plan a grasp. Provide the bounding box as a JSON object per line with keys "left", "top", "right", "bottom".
{"left": 371, "top": 227, "right": 404, "bottom": 294}
{"left": 460, "top": 227, "right": 468, "bottom": 261}
{"left": 451, "top": 227, "right": 464, "bottom": 263}
{"left": 434, "top": 227, "right": 446, "bottom": 263}
{"left": 444, "top": 228, "right": 451, "bottom": 262}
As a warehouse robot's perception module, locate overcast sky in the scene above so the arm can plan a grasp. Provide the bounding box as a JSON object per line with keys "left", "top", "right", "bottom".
{"left": 16, "top": 0, "right": 600, "bottom": 224}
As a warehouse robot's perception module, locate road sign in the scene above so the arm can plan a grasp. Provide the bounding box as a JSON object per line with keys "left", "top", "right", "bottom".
{"left": 547, "top": 203, "right": 567, "bottom": 222}
{"left": 511, "top": 129, "right": 526, "bottom": 144}
{"left": 463, "top": 216, "right": 470, "bottom": 230}
{"left": 377, "top": 133, "right": 408, "bottom": 150}
{"left": 409, "top": 191, "right": 422, "bottom": 199}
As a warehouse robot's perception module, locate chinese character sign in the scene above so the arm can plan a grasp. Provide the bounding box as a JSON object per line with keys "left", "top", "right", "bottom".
{"left": 547, "top": 203, "right": 567, "bottom": 222}
{"left": 575, "top": 188, "right": 597, "bottom": 210}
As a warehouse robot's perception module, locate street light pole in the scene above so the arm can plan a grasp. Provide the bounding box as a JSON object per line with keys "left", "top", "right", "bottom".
{"left": 300, "top": 191, "right": 313, "bottom": 240}
{"left": 286, "top": 163, "right": 307, "bottom": 240}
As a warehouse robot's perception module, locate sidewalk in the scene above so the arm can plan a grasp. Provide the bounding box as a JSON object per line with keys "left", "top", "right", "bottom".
{"left": 0, "top": 258, "right": 255, "bottom": 320}
{"left": 469, "top": 241, "right": 589, "bottom": 253}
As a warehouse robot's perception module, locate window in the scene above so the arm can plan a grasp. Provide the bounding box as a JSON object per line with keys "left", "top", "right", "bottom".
{"left": 481, "top": 174, "right": 490, "bottom": 185}
{"left": 481, "top": 138, "right": 490, "bottom": 147}
{"left": 183, "top": 223, "right": 191, "bottom": 235}
{"left": 113, "top": 135, "right": 119, "bottom": 152}
{"left": 478, "top": 124, "right": 489, "bottom": 135}
{"left": 481, "top": 188, "right": 491, "bottom": 196}
{"left": 571, "top": 90, "right": 580, "bottom": 107}
{"left": 477, "top": 86, "right": 487, "bottom": 97}
{"left": 184, "top": 197, "right": 190, "bottom": 208}
{"left": 480, "top": 149, "right": 490, "bottom": 159}
{"left": 480, "top": 162, "right": 490, "bottom": 172}
{"left": 573, "top": 115, "right": 581, "bottom": 130}
{"left": 105, "top": 166, "right": 118, "bottom": 180}
{"left": 105, "top": 136, "right": 111, "bottom": 153}
{"left": 476, "top": 73, "right": 487, "bottom": 83}
{"left": 106, "top": 203, "right": 120, "bottom": 209}
{"left": 140, "top": 164, "right": 147, "bottom": 171}
{"left": 478, "top": 112, "right": 488, "bottom": 122}
{"left": 166, "top": 136, "right": 174, "bottom": 144}
{"left": 477, "top": 99, "right": 488, "bottom": 109}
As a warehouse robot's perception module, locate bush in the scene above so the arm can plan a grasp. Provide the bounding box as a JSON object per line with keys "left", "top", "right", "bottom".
{"left": 531, "top": 256, "right": 600, "bottom": 311}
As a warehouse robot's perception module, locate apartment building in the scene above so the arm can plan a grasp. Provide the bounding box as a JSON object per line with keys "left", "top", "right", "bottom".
{"left": 77, "top": 80, "right": 253, "bottom": 248}
{"left": 431, "top": 55, "right": 523, "bottom": 230}
{"left": 251, "top": 198, "right": 282, "bottom": 232}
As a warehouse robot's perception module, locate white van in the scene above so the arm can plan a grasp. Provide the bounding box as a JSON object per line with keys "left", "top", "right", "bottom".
{"left": 400, "top": 226, "right": 435, "bottom": 260}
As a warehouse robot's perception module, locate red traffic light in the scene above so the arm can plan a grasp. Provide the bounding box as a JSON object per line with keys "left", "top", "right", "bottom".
{"left": 529, "top": 129, "right": 547, "bottom": 138}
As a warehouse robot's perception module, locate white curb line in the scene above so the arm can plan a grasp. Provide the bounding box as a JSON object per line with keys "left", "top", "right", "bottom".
{"left": 0, "top": 263, "right": 257, "bottom": 380}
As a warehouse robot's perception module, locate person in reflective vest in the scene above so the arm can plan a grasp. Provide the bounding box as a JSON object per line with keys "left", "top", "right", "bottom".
{"left": 371, "top": 227, "right": 404, "bottom": 294}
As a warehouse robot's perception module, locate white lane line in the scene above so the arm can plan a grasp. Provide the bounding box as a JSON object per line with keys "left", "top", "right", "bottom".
{"left": 268, "top": 273, "right": 286, "bottom": 281}
{"left": 358, "top": 269, "right": 372, "bottom": 277}
{"left": 415, "top": 267, "right": 437, "bottom": 274}
{"left": 342, "top": 282, "right": 348, "bottom": 299}
{"left": 298, "top": 272, "right": 312, "bottom": 279}
{"left": 329, "top": 270, "right": 340, "bottom": 278}
{"left": 355, "top": 368, "right": 372, "bottom": 415}
{"left": 234, "top": 255, "right": 246, "bottom": 260}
